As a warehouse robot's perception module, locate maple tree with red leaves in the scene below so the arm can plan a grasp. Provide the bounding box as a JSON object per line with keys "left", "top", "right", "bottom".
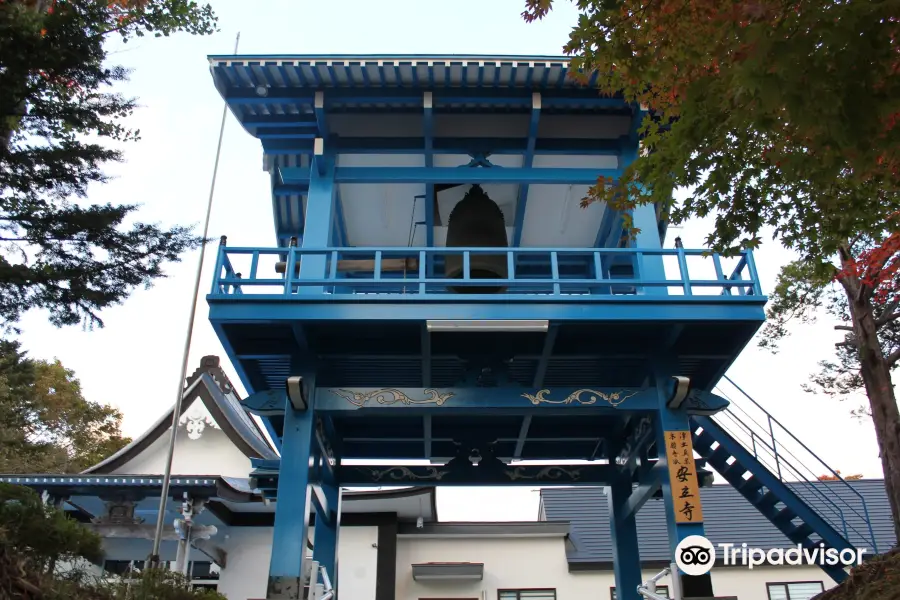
{"left": 819, "top": 471, "right": 864, "bottom": 482}
{"left": 525, "top": 0, "right": 900, "bottom": 542}
{"left": 0, "top": 0, "right": 216, "bottom": 329}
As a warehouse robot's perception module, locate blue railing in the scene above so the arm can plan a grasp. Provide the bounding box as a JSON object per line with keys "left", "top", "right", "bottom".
{"left": 209, "top": 245, "right": 764, "bottom": 299}
{"left": 712, "top": 376, "right": 878, "bottom": 553}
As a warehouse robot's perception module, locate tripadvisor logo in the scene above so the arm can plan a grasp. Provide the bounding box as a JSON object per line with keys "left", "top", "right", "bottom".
{"left": 675, "top": 536, "right": 866, "bottom": 576}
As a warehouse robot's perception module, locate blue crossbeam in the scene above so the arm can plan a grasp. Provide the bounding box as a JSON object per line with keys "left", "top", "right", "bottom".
{"left": 339, "top": 464, "right": 616, "bottom": 487}
{"left": 308, "top": 387, "right": 730, "bottom": 414}
{"left": 317, "top": 386, "right": 657, "bottom": 412}
{"left": 262, "top": 137, "right": 628, "bottom": 156}
{"left": 620, "top": 461, "right": 666, "bottom": 521}
{"left": 279, "top": 166, "right": 618, "bottom": 185}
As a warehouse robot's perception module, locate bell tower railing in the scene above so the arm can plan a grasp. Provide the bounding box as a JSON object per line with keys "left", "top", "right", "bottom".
{"left": 209, "top": 245, "right": 763, "bottom": 300}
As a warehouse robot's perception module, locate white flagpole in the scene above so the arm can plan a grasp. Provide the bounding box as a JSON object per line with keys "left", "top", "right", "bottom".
{"left": 149, "top": 31, "right": 241, "bottom": 566}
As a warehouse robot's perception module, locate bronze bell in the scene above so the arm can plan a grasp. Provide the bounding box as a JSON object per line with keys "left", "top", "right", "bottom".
{"left": 444, "top": 185, "right": 508, "bottom": 293}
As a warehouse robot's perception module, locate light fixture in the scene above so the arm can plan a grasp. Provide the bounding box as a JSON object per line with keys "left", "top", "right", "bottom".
{"left": 255, "top": 84, "right": 269, "bottom": 97}
{"left": 425, "top": 320, "right": 549, "bottom": 333}
{"left": 286, "top": 376, "right": 307, "bottom": 411}
{"left": 667, "top": 375, "right": 691, "bottom": 409}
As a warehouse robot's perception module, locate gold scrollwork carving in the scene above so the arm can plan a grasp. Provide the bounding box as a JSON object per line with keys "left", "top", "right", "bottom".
{"left": 364, "top": 466, "right": 451, "bottom": 482}
{"left": 520, "top": 389, "right": 638, "bottom": 407}
{"left": 330, "top": 388, "right": 455, "bottom": 408}
{"left": 505, "top": 466, "right": 584, "bottom": 481}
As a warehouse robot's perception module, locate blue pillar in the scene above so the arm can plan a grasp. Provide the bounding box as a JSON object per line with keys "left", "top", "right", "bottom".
{"left": 313, "top": 480, "right": 341, "bottom": 593}
{"left": 268, "top": 401, "right": 315, "bottom": 599}
{"left": 632, "top": 202, "right": 667, "bottom": 296}
{"left": 608, "top": 475, "right": 643, "bottom": 600}
{"left": 619, "top": 104, "right": 666, "bottom": 296}
{"left": 654, "top": 368, "right": 713, "bottom": 596}
{"left": 296, "top": 140, "right": 335, "bottom": 295}
{"left": 654, "top": 384, "right": 705, "bottom": 549}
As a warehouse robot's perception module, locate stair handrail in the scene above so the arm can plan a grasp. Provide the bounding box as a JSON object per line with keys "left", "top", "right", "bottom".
{"left": 718, "top": 375, "right": 878, "bottom": 553}
{"left": 714, "top": 407, "right": 854, "bottom": 540}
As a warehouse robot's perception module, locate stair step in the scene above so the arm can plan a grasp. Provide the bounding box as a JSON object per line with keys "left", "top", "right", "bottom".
{"left": 786, "top": 522, "right": 815, "bottom": 542}
{"left": 708, "top": 447, "right": 731, "bottom": 466}
{"left": 772, "top": 507, "right": 798, "bottom": 524}
{"left": 757, "top": 490, "right": 780, "bottom": 508}
{"left": 692, "top": 431, "right": 714, "bottom": 450}
{"left": 738, "top": 476, "right": 763, "bottom": 494}
{"left": 723, "top": 461, "right": 748, "bottom": 480}
{"left": 691, "top": 415, "right": 861, "bottom": 586}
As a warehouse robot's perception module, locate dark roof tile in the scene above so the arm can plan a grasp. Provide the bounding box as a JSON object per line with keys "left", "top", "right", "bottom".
{"left": 540, "top": 480, "right": 895, "bottom": 564}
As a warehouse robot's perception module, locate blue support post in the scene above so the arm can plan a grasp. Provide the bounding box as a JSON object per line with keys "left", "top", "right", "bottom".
{"left": 267, "top": 400, "right": 315, "bottom": 599}
{"left": 632, "top": 203, "right": 666, "bottom": 296}
{"left": 512, "top": 92, "right": 541, "bottom": 247}
{"left": 312, "top": 480, "right": 341, "bottom": 594}
{"left": 654, "top": 387, "right": 706, "bottom": 549}
{"left": 616, "top": 104, "right": 666, "bottom": 296}
{"left": 424, "top": 92, "right": 435, "bottom": 277}
{"left": 609, "top": 475, "right": 643, "bottom": 600}
{"left": 653, "top": 365, "right": 714, "bottom": 596}
{"left": 296, "top": 139, "right": 335, "bottom": 295}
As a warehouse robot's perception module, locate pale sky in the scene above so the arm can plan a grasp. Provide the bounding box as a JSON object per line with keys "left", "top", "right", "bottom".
{"left": 13, "top": 0, "right": 886, "bottom": 522}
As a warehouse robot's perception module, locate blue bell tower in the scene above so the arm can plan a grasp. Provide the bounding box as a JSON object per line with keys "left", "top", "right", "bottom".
{"left": 205, "top": 55, "right": 873, "bottom": 599}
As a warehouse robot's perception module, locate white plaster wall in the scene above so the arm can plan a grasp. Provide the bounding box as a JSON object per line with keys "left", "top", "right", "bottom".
{"left": 395, "top": 536, "right": 839, "bottom": 600}
{"left": 333, "top": 525, "right": 379, "bottom": 600}
{"left": 210, "top": 526, "right": 379, "bottom": 600}
{"left": 110, "top": 401, "right": 252, "bottom": 478}
{"left": 711, "top": 565, "right": 837, "bottom": 600}
{"left": 217, "top": 527, "right": 273, "bottom": 600}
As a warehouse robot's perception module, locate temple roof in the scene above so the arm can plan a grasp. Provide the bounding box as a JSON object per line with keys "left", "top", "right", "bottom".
{"left": 206, "top": 54, "right": 586, "bottom": 94}
{"left": 83, "top": 356, "right": 278, "bottom": 475}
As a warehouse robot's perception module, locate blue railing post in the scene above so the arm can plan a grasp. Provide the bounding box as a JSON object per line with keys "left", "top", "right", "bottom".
{"left": 745, "top": 250, "right": 762, "bottom": 295}
{"left": 767, "top": 415, "right": 783, "bottom": 480}
{"left": 211, "top": 236, "right": 227, "bottom": 295}
{"left": 284, "top": 236, "right": 298, "bottom": 296}
{"left": 712, "top": 254, "right": 730, "bottom": 296}
{"left": 676, "top": 245, "right": 691, "bottom": 296}
{"left": 550, "top": 251, "right": 560, "bottom": 295}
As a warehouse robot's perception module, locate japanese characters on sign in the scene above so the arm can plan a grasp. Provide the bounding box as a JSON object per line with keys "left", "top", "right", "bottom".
{"left": 665, "top": 430, "right": 704, "bottom": 524}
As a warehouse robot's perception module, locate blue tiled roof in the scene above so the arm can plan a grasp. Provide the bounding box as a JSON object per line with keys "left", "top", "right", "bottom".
{"left": 207, "top": 55, "right": 583, "bottom": 93}
{"left": 540, "top": 480, "right": 895, "bottom": 566}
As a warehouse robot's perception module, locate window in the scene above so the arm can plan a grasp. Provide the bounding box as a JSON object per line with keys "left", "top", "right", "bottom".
{"left": 611, "top": 586, "right": 669, "bottom": 599}
{"left": 103, "top": 560, "right": 135, "bottom": 576}
{"left": 498, "top": 591, "right": 556, "bottom": 600}
{"left": 190, "top": 561, "right": 218, "bottom": 580}
{"left": 767, "top": 582, "right": 825, "bottom": 600}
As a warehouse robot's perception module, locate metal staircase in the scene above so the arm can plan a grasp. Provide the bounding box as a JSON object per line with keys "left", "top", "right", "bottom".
{"left": 690, "top": 376, "right": 878, "bottom": 583}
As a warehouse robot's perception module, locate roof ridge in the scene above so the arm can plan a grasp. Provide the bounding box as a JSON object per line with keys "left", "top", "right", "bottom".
{"left": 187, "top": 355, "right": 238, "bottom": 398}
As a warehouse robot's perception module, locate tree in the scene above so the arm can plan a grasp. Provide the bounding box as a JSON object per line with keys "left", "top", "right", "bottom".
{"left": 762, "top": 234, "right": 900, "bottom": 420}
{"left": 0, "top": 483, "right": 226, "bottom": 599}
{"left": 0, "top": 339, "right": 130, "bottom": 473}
{"left": 522, "top": 0, "right": 900, "bottom": 540}
{"left": 0, "top": 0, "right": 217, "bottom": 330}
{"left": 819, "top": 471, "right": 864, "bottom": 482}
